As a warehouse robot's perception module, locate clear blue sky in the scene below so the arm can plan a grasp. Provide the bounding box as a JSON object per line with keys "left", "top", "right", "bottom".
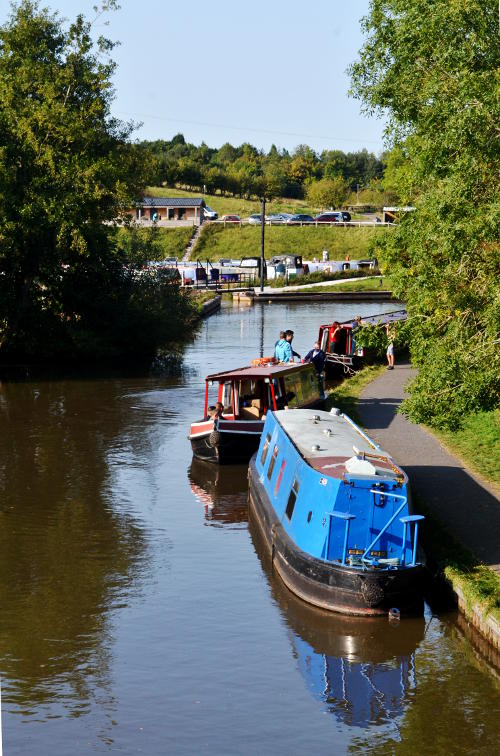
{"left": 2, "top": 0, "right": 386, "bottom": 154}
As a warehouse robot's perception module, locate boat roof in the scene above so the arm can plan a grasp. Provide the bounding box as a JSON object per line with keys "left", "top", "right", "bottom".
{"left": 274, "top": 408, "right": 405, "bottom": 481}
{"left": 205, "top": 362, "right": 313, "bottom": 382}
{"left": 319, "top": 309, "right": 407, "bottom": 330}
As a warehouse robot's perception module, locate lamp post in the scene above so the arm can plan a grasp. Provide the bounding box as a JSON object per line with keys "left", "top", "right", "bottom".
{"left": 260, "top": 197, "right": 266, "bottom": 292}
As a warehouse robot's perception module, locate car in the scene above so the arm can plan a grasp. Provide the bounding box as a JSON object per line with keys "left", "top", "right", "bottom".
{"left": 286, "top": 214, "right": 314, "bottom": 225}
{"left": 248, "top": 213, "right": 262, "bottom": 225}
{"left": 313, "top": 212, "right": 344, "bottom": 224}
{"left": 221, "top": 214, "right": 241, "bottom": 223}
{"left": 341, "top": 211, "right": 351, "bottom": 222}
{"left": 204, "top": 205, "right": 218, "bottom": 220}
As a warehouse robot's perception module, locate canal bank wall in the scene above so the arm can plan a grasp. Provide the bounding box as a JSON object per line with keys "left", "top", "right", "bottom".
{"left": 253, "top": 290, "right": 399, "bottom": 303}
{"left": 200, "top": 295, "right": 221, "bottom": 317}
{"left": 357, "top": 362, "right": 500, "bottom": 651}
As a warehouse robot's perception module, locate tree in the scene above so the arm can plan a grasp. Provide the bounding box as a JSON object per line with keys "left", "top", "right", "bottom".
{"left": 306, "top": 177, "right": 349, "bottom": 210}
{"left": 350, "top": 0, "right": 500, "bottom": 429}
{"left": 0, "top": 1, "right": 155, "bottom": 360}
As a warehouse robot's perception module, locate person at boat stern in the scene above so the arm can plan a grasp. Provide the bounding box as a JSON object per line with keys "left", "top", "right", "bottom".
{"left": 275, "top": 334, "right": 292, "bottom": 362}
{"left": 305, "top": 341, "right": 326, "bottom": 397}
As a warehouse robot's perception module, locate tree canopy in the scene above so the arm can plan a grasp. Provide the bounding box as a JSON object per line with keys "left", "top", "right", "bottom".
{"left": 350, "top": 0, "right": 500, "bottom": 428}
{"left": 0, "top": 1, "right": 194, "bottom": 363}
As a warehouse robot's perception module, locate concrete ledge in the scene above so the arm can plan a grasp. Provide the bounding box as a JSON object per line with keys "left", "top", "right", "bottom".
{"left": 450, "top": 580, "right": 500, "bottom": 651}
{"left": 201, "top": 295, "right": 221, "bottom": 317}
{"left": 253, "top": 290, "right": 398, "bottom": 302}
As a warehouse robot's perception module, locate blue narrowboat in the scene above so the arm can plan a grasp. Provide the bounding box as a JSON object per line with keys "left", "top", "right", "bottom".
{"left": 248, "top": 408, "right": 426, "bottom": 615}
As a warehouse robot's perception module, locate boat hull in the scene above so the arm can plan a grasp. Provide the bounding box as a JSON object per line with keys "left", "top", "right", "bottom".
{"left": 190, "top": 424, "right": 263, "bottom": 464}
{"left": 248, "top": 455, "right": 425, "bottom": 616}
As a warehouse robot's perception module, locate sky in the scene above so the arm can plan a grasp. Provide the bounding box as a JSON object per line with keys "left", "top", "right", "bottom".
{"left": 1, "top": 0, "right": 387, "bottom": 155}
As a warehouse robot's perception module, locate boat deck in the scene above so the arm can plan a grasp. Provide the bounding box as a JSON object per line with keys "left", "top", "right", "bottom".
{"left": 274, "top": 408, "right": 403, "bottom": 481}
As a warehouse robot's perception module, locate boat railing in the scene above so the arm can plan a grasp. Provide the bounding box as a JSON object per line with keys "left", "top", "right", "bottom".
{"left": 327, "top": 489, "right": 425, "bottom": 568}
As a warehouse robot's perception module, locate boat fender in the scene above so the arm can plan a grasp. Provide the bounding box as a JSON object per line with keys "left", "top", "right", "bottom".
{"left": 209, "top": 430, "right": 220, "bottom": 447}
{"left": 360, "top": 579, "right": 385, "bottom": 607}
{"left": 388, "top": 607, "right": 401, "bottom": 621}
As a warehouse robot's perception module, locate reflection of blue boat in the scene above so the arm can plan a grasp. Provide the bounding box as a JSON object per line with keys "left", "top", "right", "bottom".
{"left": 293, "top": 634, "right": 414, "bottom": 727}
{"left": 248, "top": 513, "right": 425, "bottom": 728}
{"left": 249, "top": 408, "right": 426, "bottom": 615}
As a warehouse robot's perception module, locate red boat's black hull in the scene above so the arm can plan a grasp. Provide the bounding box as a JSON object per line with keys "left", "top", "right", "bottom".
{"left": 190, "top": 429, "right": 262, "bottom": 464}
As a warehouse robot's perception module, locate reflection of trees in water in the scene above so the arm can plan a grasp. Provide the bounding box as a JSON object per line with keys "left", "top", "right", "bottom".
{"left": 188, "top": 458, "right": 249, "bottom": 528}
{"left": 248, "top": 516, "right": 425, "bottom": 730}
{"left": 0, "top": 380, "right": 150, "bottom": 713}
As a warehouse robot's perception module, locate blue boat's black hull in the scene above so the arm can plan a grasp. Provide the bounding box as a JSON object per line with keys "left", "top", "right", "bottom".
{"left": 248, "top": 455, "right": 425, "bottom": 616}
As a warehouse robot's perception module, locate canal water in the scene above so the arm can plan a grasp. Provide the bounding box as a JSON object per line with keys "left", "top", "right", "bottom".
{"left": 1, "top": 301, "right": 499, "bottom": 754}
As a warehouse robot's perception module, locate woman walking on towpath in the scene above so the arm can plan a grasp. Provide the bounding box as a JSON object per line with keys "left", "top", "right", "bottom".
{"left": 385, "top": 323, "right": 395, "bottom": 370}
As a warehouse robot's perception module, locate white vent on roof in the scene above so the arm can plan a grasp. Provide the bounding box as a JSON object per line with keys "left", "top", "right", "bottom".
{"left": 345, "top": 456, "right": 378, "bottom": 475}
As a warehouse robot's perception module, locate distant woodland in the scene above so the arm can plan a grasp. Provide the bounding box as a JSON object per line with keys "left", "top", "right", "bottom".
{"left": 139, "top": 135, "right": 399, "bottom": 207}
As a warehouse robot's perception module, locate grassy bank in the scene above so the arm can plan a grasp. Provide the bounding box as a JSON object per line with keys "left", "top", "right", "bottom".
{"left": 296, "top": 277, "right": 390, "bottom": 294}
{"left": 148, "top": 186, "right": 312, "bottom": 217}
{"left": 195, "top": 224, "right": 382, "bottom": 262}
{"left": 432, "top": 410, "right": 500, "bottom": 489}
{"left": 147, "top": 186, "right": 372, "bottom": 220}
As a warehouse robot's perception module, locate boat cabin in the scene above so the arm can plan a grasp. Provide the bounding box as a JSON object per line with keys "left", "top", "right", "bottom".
{"left": 203, "top": 362, "right": 321, "bottom": 420}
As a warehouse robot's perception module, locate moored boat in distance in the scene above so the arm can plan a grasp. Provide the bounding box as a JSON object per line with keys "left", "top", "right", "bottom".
{"left": 189, "top": 362, "right": 324, "bottom": 464}
{"left": 248, "top": 407, "right": 426, "bottom": 616}
{"left": 318, "top": 309, "right": 407, "bottom": 376}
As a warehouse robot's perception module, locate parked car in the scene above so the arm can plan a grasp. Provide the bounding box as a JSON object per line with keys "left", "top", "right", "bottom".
{"left": 286, "top": 214, "right": 314, "bottom": 225}
{"left": 313, "top": 212, "right": 344, "bottom": 224}
{"left": 204, "top": 205, "right": 218, "bottom": 220}
{"left": 221, "top": 214, "right": 241, "bottom": 223}
{"left": 341, "top": 211, "right": 351, "bottom": 222}
{"left": 248, "top": 213, "right": 262, "bottom": 225}
{"left": 266, "top": 213, "right": 285, "bottom": 224}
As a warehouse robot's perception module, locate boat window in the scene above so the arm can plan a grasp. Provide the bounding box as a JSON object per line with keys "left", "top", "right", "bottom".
{"left": 221, "top": 382, "right": 232, "bottom": 410}
{"left": 300, "top": 369, "right": 317, "bottom": 403}
{"left": 273, "top": 460, "right": 286, "bottom": 496}
{"left": 260, "top": 434, "right": 271, "bottom": 465}
{"left": 267, "top": 445, "right": 279, "bottom": 480}
{"left": 286, "top": 479, "right": 300, "bottom": 520}
{"left": 283, "top": 376, "right": 299, "bottom": 408}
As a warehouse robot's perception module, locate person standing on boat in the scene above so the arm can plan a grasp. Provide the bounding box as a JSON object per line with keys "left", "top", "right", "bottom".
{"left": 275, "top": 334, "right": 292, "bottom": 362}
{"left": 285, "top": 330, "right": 301, "bottom": 361}
{"left": 329, "top": 321, "right": 341, "bottom": 354}
{"left": 350, "top": 315, "right": 362, "bottom": 355}
{"left": 274, "top": 330, "right": 285, "bottom": 348}
{"left": 386, "top": 324, "right": 396, "bottom": 370}
{"left": 305, "top": 341, "right": 326, "bottom": 397}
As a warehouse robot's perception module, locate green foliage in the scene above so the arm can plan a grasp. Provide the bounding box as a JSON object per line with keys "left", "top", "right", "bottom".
{"left": 305, "top": 176, "right": 349, "bottom": 209}
{"left": 350, "top": 0, "right": 500, "bottom": 429}
{"left": 356, "top": 318, "right": 411, "bottom": 357}
{"left": 0, "top": 2, "right": 197, "bottom": 363}
{"left": 112, "top": 226, "right": 194, "bottom": 262}
{"left": 141, "top": 136, "right": 385, "bottom": 201}
{"left": 195, "top": 224, "right": 383, "bottom": 262}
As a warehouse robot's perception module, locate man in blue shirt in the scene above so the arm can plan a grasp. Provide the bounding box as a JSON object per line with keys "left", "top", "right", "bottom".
{"left": 275, "top": 336, "right": 292, "bottom": 362}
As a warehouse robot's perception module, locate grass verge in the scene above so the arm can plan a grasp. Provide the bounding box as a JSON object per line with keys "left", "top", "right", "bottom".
{"left": 267, "top": 268, "right": 380, "bottom": 288}
{"left": 299, "top": 278, "right": 390, "bottom": 293}
{"left": 188, "top": 290, "right": 220, "bottom": 314}
{"left": 194, "top": 223, "right": 382, "bottom": 262}
{"left": 431, "top": 409, "right": 500, "bottom": 490}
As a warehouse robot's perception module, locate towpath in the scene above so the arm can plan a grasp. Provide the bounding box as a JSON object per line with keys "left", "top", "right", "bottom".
{"left": 357, "top": 362, "right": 500, "bottom": 574}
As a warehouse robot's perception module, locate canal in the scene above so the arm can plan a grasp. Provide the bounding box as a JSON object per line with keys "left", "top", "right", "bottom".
{"left": 1, "top": 301, "right": 499, "bottom": 754}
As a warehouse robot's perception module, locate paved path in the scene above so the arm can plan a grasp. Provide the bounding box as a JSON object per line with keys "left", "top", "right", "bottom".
{"left": 358, "top": 362, "right": 500, "bottom": 573}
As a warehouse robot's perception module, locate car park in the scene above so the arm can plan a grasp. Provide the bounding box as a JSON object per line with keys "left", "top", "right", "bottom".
{"left": 286, "top": 214, "right": 314, "bottom": 225}
{"left": 313, "top": 212, "right": 344, "bottom": 223}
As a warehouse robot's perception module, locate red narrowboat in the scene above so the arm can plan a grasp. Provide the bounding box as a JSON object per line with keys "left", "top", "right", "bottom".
{"left": 189, "top": 362, "right": 324, "bottom": 464}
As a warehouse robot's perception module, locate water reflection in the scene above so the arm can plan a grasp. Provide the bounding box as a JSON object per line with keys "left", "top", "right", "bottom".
{"left": 250, "top": 517, "right": 425, "bottom": 729}
{"left": 0, "top": 380, "right": 149, "bottom": 716}
{"left": 188, "top": 458, "right": 248, "bottom": 528}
